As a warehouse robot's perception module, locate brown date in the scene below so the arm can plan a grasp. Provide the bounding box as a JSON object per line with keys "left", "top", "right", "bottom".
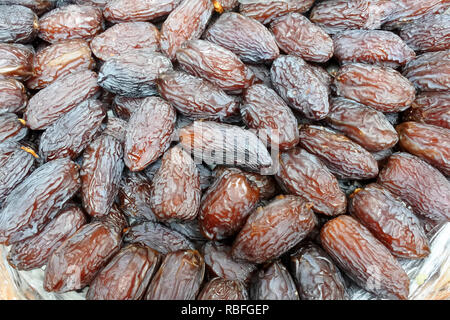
{"left": 124, "top": 97, "right": 176, "bottom": 171}
{"left": 74, "top": 0, "right": 107, "bottom": 7}
{"left": 112, "top": 96, "right": 143, "bottom": 121}
{"left": 0, "top": 78, "right": 27, "bottom": 114}
{"left": 43, "top": 220, "right": 122, "bottom": 293}
{"left": 321, "top": 215, "right": 410, "bottom": 300}
{"left": 156, "top": 71, "right": 239, "bottom": 121}
{"left": 326, "top": 97, "right": 398, "bottom": 152}
{"left": 0, "top": 43, "right": 34, "bottom": 80}
{"left": 0, "top": 1, "right": 54, "bottom": 16}
{"left": 26, "top": 39, "right": 94, "bottom": 90}
{"left": 0, "top": 5, "right": 39, "bottom": 43}
{"left": 396, "top": 121, "right": 450, "bottom": 176}
{"left": 7, "top": 205, "right": 87, "bottom": 270}
{"left": 24, "top": 70, "right": 100, "bottom": 130}
{"left": 38, "top": 5, "right": 103, "bottom": 43}
{"left": 404, "top": 91, "right": 450, "bottom": 129}
{"left": 102, "top": 116, "right": 127, "bottom": 144}
{"left": 232, "top": 195, "right": 316, "bottom": 264}
{"left": 90, "top": 22, "right": 160, "bottom": 61}
{"left": 246, "top": 63, "right": 272, "bottom": 89}
{"left": 0, "top": 113, "right": 28, "bottom": 144}
{"left": 94, "top": 204, "right": 128, "bottom": 234}
{"left": 197, "top": 278, "right": 248, "bottom": 300}
{"left": 160, "top": 0, "right": 213, "bottom": 60}
{"left": 0, "top": 158, "right": 80, "bottom": 245}
{"left": 271, "top": 12, "right": 333, "bottom": 63}
{"left": 378, "top": 152, "right": 450, "bottom": 222}
{"left": 164, "top": 219, "right": 206, "bottom": 242}
{"left": 349, "top": 183, "right": 430, "bottom": 259}
{"left": 333, "top": 30, "right": 415, "bottom": 68}
{"left": 298, "top": 125, "right": 379, "bottom": 180}
{"left": 290, "top": 242, "right": 348, "bottom": 300}
{"left": 103, "top": 0, "right": 182, "bottom": 23}
{"left": 81, "top": 134, "right": 124, "bottom": 218}
{"left": 87, "top": 244, "right": 161, "bottom": 300}
{"left": 204, "top": 12, "right": 279, "bottom": 64}
{"left": 270, "top": 55, "right": 329, "bottom": 120}
{"left": 276, "top": 147, "right": 347, "bottom": 216}
{"left": 145, "top": 250, "right": 205, "bottom": 300}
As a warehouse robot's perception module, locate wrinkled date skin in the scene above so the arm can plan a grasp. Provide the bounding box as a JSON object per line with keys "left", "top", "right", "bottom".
{"left": 7, "top": 205, "right": 87, "bottom": 270}
{"left": 145, "top": 250, "right": 205, "bottom": 300}
{"left": 326, "top": 97, "right": 398, "bottom": 152}
{"left": 103, "top": 0, "right": 182, "bottom": 23}
{"left": 0, "top": 43, "right": 34, "bottom": 80}
{"left": 203, "top": 242, "right": 256, "bottom": 284}
{"left": 0, "top": 1, "right": 54, "bottom": 16}
{"left": 178, "top": 121, "right": 272, "bottom": 171}
{"left": 156, "top": 71, "right": 239, "bottom": 121}
{"left": 298, "top": 125, "right": 379, "bottom": 180}
{"left": 403, "top": 50, "right": 450, "bottom": 92}
{"left": 26, "top": 39, "right": 94, "bottom": 90}
{"left": 199, "top": 171, "right": 260, "bottom": 241}
{"left": 124, "top": 97, "right": 176, "bottom": 171}
{"left": 321, "top": 215, "right": 410, "bottom": 300}
{"left": 43, "top": 220, "right": 122, "bottom": 293}
{"left": 74, "top": 0, "right": 108, "bottom": 7}
{"left": 270, "top": 55, "right": 329, "bottom": 120}
{"left": 102, "top": 116, "right": 127, "bottom": 144}
{"left": 0, "top": 158, "right": 80, "bottom": 245}
{"left": 290, "top": 242, "right": 348, "bottom": 300}
{"left": 404, "top": 91, "right": 450, "bottom": 129}
{"left": 0, "top": 78, "right": 27, "bottom": 114}
{"left": 176, "top": 39, "right": 255, "bottom": 93}
{"left": 164, "top": 219, "right": 205, "bottom": 242}
{"left": 112, "top": 96, "right": 144, "bottom": 121}
{"left": 0, "top": 5, "right": 39, "bottom": 43}
{"left": 349, "top": 183, "right": 430, "bottom": 258}
{"left": 250, "top": 261, "right": 299, "bottom": 300}
{"left": 81, "top": 134, "right": 124, "bottom": 218}
{"left": 271, "top": 12, "right": 333, "bottom": 63}
{"left": 160, "top": 0, "right": 213, "bottom": 60}
{"left": 124, "top": 221, "right": 195, "bottom": 254}
{"left": 90, "top": 22, "right": 160, "bottom": 61}
{"left": 232, "top": 195, "right": 316, "bottom": 264}
{"left": 197, "top": 278, "right": 248, "bottom": 300}
{"left": 332, "top": 30, "right": 416, "bottom": 68}
{"left": 38, "top": 5, "right": 104, "bottom": 43}
{"left": 378, "top": 152, "right": 450, "bottom": 222}
{"left": 98, "top": 50, "right": 172, "bottom": 98}
{"left": 150, "top": 145, "right": 201, "bottom": 221}
{"left": 39, "top": 99, "right": 105, "bottom": 161}
{"left": 334, "top": 63, "right": 416, "bottom": 112}
{"left": 276, "top": 147, "right": 347, "bottom": 216}
{"left": 239, "top": 0, "right": 315, "bottom": 25}
{"left": 0, "top": 113, "right": 28, "bottom": 144}
{"left": 241, "top": 84, "right": 299, "bottom": 151}
{"left": 204, "top": 12, "right": 280, "bottom": 64}
{"left": 396, "top": 121, "right": 450, "bottom": 176}
{"left": 87, "top": 244, "right": 161, "bottom": 300}
{"left": 0, "top": 142, "right": 35, "bottom": 201}
{"left": 25, "top": 70, "right": 100, "bottom": 130}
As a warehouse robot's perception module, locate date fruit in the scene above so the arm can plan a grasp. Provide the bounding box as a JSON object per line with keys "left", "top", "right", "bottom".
{"left": 0, "top": 1, "right": 54, "bottom": 15}
{"left": 0, "top": 113, "right": 28, "bottom": 144}
{"left": 197, "top": 278, "right": 248, "bottom": 300}
{"left": 112, "top": 96, "right": 143, "bottom": 121}
{"left": 103, "top": 0, "right": 182, "bottom": 23}
{"left": 0, "top": 4, "right": 39, "bottom": 43}
{"left": 0, "top": 43, "right": 34, "bottom": 80}
{"left": 0, "top": 78, "right": 27, "bottom": 114}
{"left": 404, "top": 91, "right": 450, "bottom": 129}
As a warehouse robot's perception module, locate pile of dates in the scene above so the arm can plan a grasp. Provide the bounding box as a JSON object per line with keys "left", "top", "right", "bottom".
{"left": 0, "top": 0, "right": 449, "bottom": 300}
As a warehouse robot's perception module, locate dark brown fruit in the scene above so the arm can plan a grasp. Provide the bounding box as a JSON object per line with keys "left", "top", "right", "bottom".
{"left": 74, "top": 0, "right": 107, "bottom": 7}
{"left": 298, "top": 125, "right": 379, "bottom": 180}
{"left": 232, "top": 195, "right": 316, "bottom": 264}
{"left": 94, "top": 204, "right": 129, "bottom": 234}
{"left": 335, "top": 63, "right": 416, "bottom": 112}
{"left": 145, "top": 250, "right": 205, "bottom": 300}
{"left": 124, "top": 97, "right": 176, "bottom": 171}
{"left": 326, "top": 97, "right": 398, "bottom": 152}
{"left": 276, "top": 147, "right": 347, "bottom": 216}
{"left": 404, "top": 91, "right": 450, "bottom": 129}
{"left": 103, "top": 0, "right": 182, "bottom": 23}
{"left": 112, "top": 96, "right": 143, "bottom": 121}
{"left": 270, "top": 55, "right": 329, "bottom": 120}
{"left": 0, "top": 43, "right": 34, "bottom": 80}
{"left": 7, "top": 205, "right": 87, "bottom": 270}
{"left": 246, "top": 63, "right": 272, "bottom": 89}
{"left": 290, "top": 242, "right": 348, "bottom": 300}
{"left": 378, "top": 152, "right": 450, "bottom": 222}
{"left": 102, "top": 116, "right": 127, "bottom": 143}
{"left": 43, "top": 220, "right": 122, "bottom": 293}
{"left": 156, "top": 71, "right": 239, "bottom": 121}
{"left": 321, "top": 215, "right": 410, "bottom": 300}
{"left": 204, "top": 12, "right": 280, "bottom": 64}
{"left": 271, "top": 12, "right": 333, "bottom": 63}
{"left": 250, "top": 261, "right": 299, "bottom": 300}
{"left": 98, "top": 50, "right": 172, "bottom": 98}
{"left": 0, "top": 5, "right": 39, "bottom": 43}
{"left": 241, "top": 84, "right": 299, "bottom": 151}
{"left": 333, "top": 30, "right": 415, "bottom": 68}
{"left": 0, "top": 78, "right": 27, "bottom": 114}
{"left": 164, "top": 219, "right": 205, "bottom": 242}
{"left": 0, "top": 158, "right": 80, "bottom": 245}
{"left": 349, "top": 183, "right": 430, "bottom": 258}
{"left": 24, "top": 70, "right": 100, "bottom": 130}
{"left": 0, "top": 1, "right": 54, "bottom": 15}
{"left": 86, "top": 244, "right": 161, "bottom": 300}
{"left": 197, "top": 278, "right": 248, "bottom": 300}
{"left": 38, "top": 4, "right": 103, "bottom": 43}
{"left": 0, "top": 113, "right": 28, "bottom": 144}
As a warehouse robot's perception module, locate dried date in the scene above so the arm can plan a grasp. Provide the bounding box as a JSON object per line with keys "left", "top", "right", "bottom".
{"left": 103, "top": 0, "right": 182, "bottom": 23}
{"left": 404, "top": 91, "right": 450, "bottom": 129}
{"left": 197, "top": 278, "right": 248, "bottom": 300}
{"left": 112, "top": 96, "right": 143, "bottom": 121}
{"left": 0, "top": 113, "right": 28, "bottom": 144}
{"left": 0, "top": 4, "right": 39, "bottom": 43}
{"left": 0, "top": 78, "right": 27, "bottom": 114}
{"left": 0, "top": 1, "right": 54, "bottom": 15}
{"left": 0, "top": 43, "right": 34, "bottom": 80}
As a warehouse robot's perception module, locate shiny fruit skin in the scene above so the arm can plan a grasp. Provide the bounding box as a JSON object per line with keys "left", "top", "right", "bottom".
{"left": 404, "top": 91, "right": 450, "bottom": 129}
{"left": 0, "top": 4, "right": 39, "bottom": 43}
{"left": 0, "top": 78, "right": 27, "bottom": 114}
{"left": 197, "top": 278, "right": 248, "bottom": 300}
